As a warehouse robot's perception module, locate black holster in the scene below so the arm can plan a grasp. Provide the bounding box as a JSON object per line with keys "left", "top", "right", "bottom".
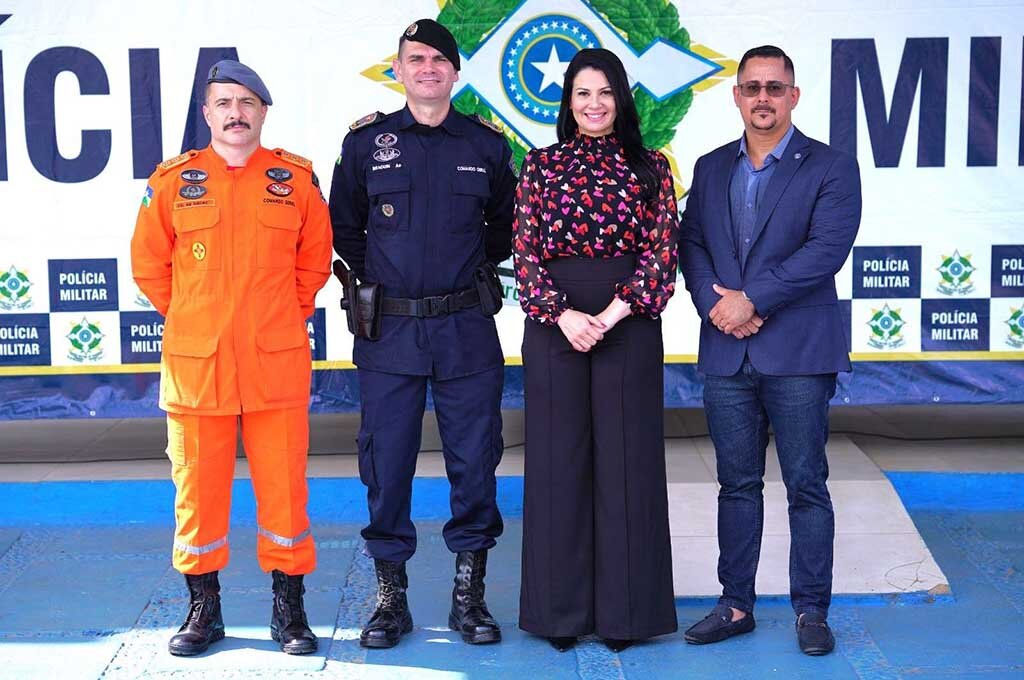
{"left": 473, "top": 262, "right": 504, "bottom": 317}
{"left": 334, "top": 259, "right": 383, "bottom": 341}
{"left": 350, "top": 283, "right": 382, "bottom": 340}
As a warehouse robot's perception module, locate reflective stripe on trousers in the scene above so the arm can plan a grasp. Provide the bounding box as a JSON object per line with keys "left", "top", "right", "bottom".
{"left": 174, "top": 536, "right": 228, "bottom": 556}
{"left": 258, "top": 526, "right": 311, "bottom": 548}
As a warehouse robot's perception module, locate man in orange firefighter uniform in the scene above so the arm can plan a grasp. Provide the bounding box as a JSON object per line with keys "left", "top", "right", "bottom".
{"left": 131, "top": 60, "right": 332, "bottom": 657}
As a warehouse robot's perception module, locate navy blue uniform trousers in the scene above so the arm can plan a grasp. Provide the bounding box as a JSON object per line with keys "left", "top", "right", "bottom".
{"left": 356, "top": 367, "right": 504, "bottom": 563}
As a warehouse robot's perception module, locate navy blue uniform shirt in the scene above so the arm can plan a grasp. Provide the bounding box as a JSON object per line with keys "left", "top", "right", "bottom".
{"left": 329, "top": 106, "right": 517, "bottom": 379}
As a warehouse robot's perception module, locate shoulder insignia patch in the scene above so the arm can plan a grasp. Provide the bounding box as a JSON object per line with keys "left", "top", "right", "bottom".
{"left": 312, "top": 172, "right": 326, "bottom": 202}
{"left": 349, "top": 111, "right": 384, "bottom": 131}
{"left": 274, "top": 148, "right": 312, "bottom": 171}
{"left": 471, "top": 114, "right": 503, "bottom": 135}
{"left": 156, "top": 151, "right": 197, "bottom": 175}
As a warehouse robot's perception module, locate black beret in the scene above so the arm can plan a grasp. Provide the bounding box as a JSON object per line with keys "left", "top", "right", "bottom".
{"left": 401, "top": 19, "right": 461, "bottom": 71}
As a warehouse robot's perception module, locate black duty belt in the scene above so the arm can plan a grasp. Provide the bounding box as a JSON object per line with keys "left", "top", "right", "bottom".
{"left": 381, "top": 287, "right": 480, "bottom": 318}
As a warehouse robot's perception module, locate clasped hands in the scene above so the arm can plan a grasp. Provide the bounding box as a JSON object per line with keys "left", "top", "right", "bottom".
{"left": 556, "top": 284, "right": 763, "bottom": 350}
{"left": 709, "top": 284, "right": 764, "bottom": 338}
{"left": 556, "top": 297, "right": 632, "bottom": 353}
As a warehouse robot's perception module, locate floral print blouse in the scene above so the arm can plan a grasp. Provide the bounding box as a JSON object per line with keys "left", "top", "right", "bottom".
{"left": 512, "top": 133, "right": 679, "bottom": 325}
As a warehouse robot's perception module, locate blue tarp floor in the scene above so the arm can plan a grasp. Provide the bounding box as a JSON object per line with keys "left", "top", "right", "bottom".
{"left": 0, "top": 406, "right": 1022, "bottom": 678}
{"left": 1, "top": 505, "right": 1023, "bottom": 679}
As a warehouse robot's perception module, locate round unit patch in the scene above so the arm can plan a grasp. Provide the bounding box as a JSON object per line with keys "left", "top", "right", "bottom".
{"left": 179, "top": 184, "right": 207, "bottom": 200}
{"left": 266, "top": 167, "right": 293, "bottom": 182}
{"left": 501, "top": 15, "right": 601, "bottom": 124}
{"left": 180, "top": 168, "right": 208, "bottom": 184}
{"left": 267, "top": 183, "right": 294, "bottom": 197}
{"left": 372, "top": 147, "right": 401, "bottom": 162}
{"left": 192, "top": 242, "right": 206, "bottom": 261}
{"left": 381, "top": 203, "right": 395, "bottom": 218}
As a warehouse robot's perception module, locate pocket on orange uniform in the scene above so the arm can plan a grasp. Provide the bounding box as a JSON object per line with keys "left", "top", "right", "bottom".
{"left": 172, "top": 207, "right": 221, "bottom": 271}
{"left": 161, "top": 333, "right": 219, "bottom": 410}
{"left": 256, "top": 204, "right": 301, "bottom": 269}
{"left": 255, "top": 323, "right": 311, "bottom": 402}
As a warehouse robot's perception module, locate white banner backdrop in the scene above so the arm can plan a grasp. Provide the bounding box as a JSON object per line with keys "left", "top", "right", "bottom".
{"left": 1, "top": 0, "right": 1022, "bottom": 391}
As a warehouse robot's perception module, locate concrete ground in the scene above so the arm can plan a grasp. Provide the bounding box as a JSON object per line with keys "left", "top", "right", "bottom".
{"left": 0, "top": 406, "right": 1022, "bottom": 679}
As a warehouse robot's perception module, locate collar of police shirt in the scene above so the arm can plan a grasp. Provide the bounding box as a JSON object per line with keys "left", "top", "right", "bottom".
{"left": 398, "top": 104, "right": 464, "bottom": 136}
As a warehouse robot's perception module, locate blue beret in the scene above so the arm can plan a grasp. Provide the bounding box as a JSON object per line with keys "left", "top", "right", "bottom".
{"left": 207, "top": 59, "right": 273, "bottom": 106}
{"left": 401, "top": 19, "right": 460, "bottom": 71}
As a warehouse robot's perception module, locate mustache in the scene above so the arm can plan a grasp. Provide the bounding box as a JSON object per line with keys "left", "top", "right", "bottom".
{"left": 223, "top": 121, "right": 250, "bottom": 130}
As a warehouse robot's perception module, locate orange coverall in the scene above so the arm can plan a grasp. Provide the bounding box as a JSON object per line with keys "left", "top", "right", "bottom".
{"left": 131, "top": 145, "right": 332, "bottom": 575}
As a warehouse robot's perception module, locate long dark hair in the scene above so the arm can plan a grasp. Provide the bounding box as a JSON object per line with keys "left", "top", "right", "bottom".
{"left": 555, "top": 48, "right": 658, "bottom": 200}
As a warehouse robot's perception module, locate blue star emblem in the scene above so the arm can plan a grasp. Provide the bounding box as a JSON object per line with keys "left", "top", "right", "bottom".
{"left": 453, "top": 0, "right": 722, "bottom": 147}
{"left": 501, "top": 16, "right": 599, "bottom": 124}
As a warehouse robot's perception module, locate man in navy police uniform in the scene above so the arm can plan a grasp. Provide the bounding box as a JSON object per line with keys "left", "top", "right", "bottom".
{"left": 329, "top": 19, "right": 516, "bottom": 649}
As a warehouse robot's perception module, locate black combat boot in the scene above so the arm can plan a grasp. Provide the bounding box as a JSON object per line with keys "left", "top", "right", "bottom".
{"left": 270, "top": 570, "right": 318, "bottom": 655}
{"left": 168, "top": 571, "right": 225, "bottom": 656}
{"left": 448, "top": 550, "right": 501, "bottom": 644}
{"left": 360, "top": 559, "right": 413, "bottom": 648}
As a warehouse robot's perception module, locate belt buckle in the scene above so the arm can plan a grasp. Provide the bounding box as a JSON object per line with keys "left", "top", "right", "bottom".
{"left": 428, "top": 294, "right": 452, "bottom": 317}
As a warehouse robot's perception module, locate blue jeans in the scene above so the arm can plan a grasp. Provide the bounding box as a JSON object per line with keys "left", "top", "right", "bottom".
{"left": 702, "top": 360, "right": 836, "bottom": 617}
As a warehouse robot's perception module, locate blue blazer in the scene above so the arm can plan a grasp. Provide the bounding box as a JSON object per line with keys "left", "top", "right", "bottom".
{"left": 680, "top": 127, "right": 861, "bottom": 377}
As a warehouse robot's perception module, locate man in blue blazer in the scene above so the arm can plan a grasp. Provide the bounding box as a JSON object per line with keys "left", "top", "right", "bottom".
{"left": 679, "top": 45, "right": 861, "bottom": 656}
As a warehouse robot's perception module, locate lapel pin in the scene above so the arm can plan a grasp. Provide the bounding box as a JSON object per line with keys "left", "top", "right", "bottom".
{"left": 794, "top": 152, "right": 802, "bottom": 160}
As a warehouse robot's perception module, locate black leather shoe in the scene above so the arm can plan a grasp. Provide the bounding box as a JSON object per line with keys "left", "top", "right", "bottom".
{"left": 684, "top": 604, "right": 755, "bottom": 644}
{"left": 603, "top": 638, "right": 633, "bottom": 652}
{"left": 448, "top": 550, "right": 501, "bottom": 644}
{"left": 168, "top": 572, "right": 225, "bottom": 656}
{"left": 270, "top": 570, "right": 318, "bottom": 655}
{"left": 547, "top": 636, "right": 576, "bottom": 652}
{"left": 796, "top": 612, "right": 835, "bottom": 655}
{"left": 360, "top": 559, "right": 413, "bottom": 649}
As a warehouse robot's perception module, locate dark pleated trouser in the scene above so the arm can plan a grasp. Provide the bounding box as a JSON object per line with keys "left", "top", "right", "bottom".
{"left": 518, "top": 255, "right": 678, "bottom": 640}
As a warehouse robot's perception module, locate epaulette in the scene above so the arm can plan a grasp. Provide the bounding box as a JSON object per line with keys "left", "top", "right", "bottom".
{"left": 156, "top": 150, "right": 198, "bottom": 175}
{"left": 470, "top": 114, "right": 504, "bottom": 135}
{"left": 349, "top": 111, "right": 385, "bottom": 131}
{"left": 273, "top": 148, "right": 312, "bottom": 171}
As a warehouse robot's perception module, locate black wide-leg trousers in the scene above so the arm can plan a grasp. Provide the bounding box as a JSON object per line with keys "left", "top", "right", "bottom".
{"left": 518, "top": 256, "right": 678, "bottom": 640}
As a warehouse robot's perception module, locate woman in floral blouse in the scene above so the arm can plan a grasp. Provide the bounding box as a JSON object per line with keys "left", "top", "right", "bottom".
{"left": 514, "top": 48, "right": 680, "bottom": 653}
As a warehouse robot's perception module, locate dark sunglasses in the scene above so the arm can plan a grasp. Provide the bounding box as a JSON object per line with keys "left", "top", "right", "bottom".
{"left": 737, "top": 81, "right": 794, "bottom": 97}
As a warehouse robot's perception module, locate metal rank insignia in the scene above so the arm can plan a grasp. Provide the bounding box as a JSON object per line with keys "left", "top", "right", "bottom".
{"left": 381, "top": 203, "right": 395, "bottom": 218}
{"left": 192, "top": 242, "right": 207, "bottom": 261}
{"left": 373, "top": 133, "right": 400, "bottom": 162}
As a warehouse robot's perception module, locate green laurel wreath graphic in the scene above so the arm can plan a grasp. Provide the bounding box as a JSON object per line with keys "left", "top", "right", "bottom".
{"left": 1009, "top": 309, "right": 1023, "bottom": 338}
{"left": 938, "top": 255, "right": 972, "bottom": 285}
{"left": 870, "top": 308, "right": 903, "bottom": 340}
{"left": 0, "top": 270, "right": 30, "bottom": 301}
{"left": 438, "top": 0, "right": 694, "bottom": 161}
{"left": 69, "top": 321, "right": 102, "bottom": 352}
{"left": 590, "top": 0, "right": 693, "bottom": 149}
{"left": 937, "top": 256, "right": 956, "bottom": 284}
{"left": 69, "top": 323, "right": 86, "bottom": 351}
